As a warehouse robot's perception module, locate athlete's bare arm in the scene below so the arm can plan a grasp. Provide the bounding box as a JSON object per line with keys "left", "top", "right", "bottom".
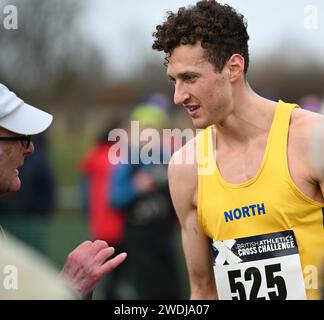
{"left": 288, "top": 109, "right": 324, "bottom": 203}
{"left": 308, "top": 114, "right": 324, "bottom": 198}
{"left": 168, "top": 139, "right": 217, "bottom": 299}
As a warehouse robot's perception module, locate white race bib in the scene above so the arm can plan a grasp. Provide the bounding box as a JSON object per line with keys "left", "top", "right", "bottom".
{"left": 212, "top": 230, "right": 306, "bottom": 300}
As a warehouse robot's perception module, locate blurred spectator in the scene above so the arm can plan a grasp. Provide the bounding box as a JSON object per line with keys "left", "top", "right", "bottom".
{"left": 299, "top": 95, "right": 323, "bottom": 113}
{"left": 110, "top": 104, "right": 181, "bottom": 299}
{"left": 145, "top": 91, "right": 172, "bottom": 113}
{"left": 79, "top": 122, "right": 125, "bottom": 299}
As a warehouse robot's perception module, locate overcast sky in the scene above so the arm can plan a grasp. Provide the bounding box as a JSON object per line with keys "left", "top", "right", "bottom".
{"left": 79, "top": 0, "right": 324, "bottom": 79}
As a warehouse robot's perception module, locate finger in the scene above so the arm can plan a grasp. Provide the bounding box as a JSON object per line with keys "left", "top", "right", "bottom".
{"left": 64, "top": 240, "right": 108, "bottom": 274}
{"left": 94, "top": 247, "right": 115, "bottom": 263}
{"left": 90, "top": 240, "right": 109, "bottom": 255}
{"left": 72, "top": 240, "right": 93, "bottom": 252}
{"left": 62, "top": 242, "right": 93, "bottom": 276}
{"left": 100, "top": 252, "right": 127, "bottom": 275}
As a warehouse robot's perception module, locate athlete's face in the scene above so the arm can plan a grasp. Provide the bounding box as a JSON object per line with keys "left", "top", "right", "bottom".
{"left": 167, "top": 43, "right": 233, "bottom": 129}
{"left": 0, "top": 127, "right": 34, "bottom": 195}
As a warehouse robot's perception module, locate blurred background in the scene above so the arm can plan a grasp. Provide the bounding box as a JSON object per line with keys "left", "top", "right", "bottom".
{"left": 0, "top": 0, "right": 323, "bottom": 299}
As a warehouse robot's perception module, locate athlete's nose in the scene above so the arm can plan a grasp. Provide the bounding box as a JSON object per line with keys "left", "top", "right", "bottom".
{"left": 174, "top": 83, "right": 190, "bottom": 106}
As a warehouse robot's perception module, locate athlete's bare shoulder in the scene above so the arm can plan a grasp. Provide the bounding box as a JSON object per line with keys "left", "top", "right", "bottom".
{"left": 168, "top": 134, "right": 199, "bottom": 214}
{"left": 290, "top": 107, "right": 324, "bottom": 128}
{"left": 289, "top": 107, "right": 324, "bottom": 182}
{"left": 169, "top": 134, "right": 198, "bottom": 184}
{"left": 289, "top": 108, "right": 323, "bottom": 149}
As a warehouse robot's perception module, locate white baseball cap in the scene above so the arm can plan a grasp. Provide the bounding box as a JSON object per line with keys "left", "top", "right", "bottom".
{"left": 0, "top": 83, "right": 53, "bottom": 135}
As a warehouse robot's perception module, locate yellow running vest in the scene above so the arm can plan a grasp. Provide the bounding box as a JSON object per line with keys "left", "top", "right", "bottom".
{"left": 197, "top": 100, "right": 324, "bottom": 300}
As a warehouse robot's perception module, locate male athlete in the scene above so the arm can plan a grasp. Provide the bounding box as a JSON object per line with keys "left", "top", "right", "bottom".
{"left": 153, "top": 0, "right": 324, "bottom": 299}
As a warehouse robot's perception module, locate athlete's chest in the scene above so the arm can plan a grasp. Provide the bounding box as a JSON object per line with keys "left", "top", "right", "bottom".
{"left": 214, "top": 135, "right": 322, "bottom": 202}
{"left": 215, "top": 137, "right": 267, "bottom": 184}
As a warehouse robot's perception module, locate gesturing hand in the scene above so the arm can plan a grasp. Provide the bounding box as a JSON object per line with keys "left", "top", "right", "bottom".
{"left": 60, "top": 240, "right": 127, "bottom": 299}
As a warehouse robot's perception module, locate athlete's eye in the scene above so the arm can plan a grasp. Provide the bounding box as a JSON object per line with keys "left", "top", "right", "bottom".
{"left": 183, "top": 74, "right": 197, "bottom": 83}
{"left": 168, "top": 76, "right": 176, "bottom": 84}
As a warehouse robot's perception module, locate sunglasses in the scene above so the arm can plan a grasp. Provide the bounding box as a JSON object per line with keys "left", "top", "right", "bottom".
{"left": 0, "top": 135, "right": 31, "bottom": 149}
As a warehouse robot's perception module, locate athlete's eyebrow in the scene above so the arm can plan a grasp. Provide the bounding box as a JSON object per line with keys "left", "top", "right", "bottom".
{"left": 178, "top": 71, "right": 199, "bottom": 79}
{"left": 167, "top": 71, "right": 200, "bottom": 82}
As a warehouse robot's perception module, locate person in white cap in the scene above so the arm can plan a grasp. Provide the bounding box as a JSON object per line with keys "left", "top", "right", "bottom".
{"left": 0, "top": 83, "right": 127, "bottom": 299}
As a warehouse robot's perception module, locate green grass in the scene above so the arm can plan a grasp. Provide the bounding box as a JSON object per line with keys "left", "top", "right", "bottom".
{"left": 50, "top": 131, "right": 93, "bottom": 187}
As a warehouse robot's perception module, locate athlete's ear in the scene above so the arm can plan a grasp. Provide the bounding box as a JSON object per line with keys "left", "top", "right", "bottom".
{"left": 226, "top": 54, "right": 245, "bottom": 82}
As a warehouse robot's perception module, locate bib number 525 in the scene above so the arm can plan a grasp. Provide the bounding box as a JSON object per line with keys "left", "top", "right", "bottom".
{"left": 228, "top": 263, "right": 287, "bottom": 300}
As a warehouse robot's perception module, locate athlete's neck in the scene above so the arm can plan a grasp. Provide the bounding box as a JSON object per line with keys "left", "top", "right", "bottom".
{"left": 214, "top": 89, "right": 277, "bottom": 149}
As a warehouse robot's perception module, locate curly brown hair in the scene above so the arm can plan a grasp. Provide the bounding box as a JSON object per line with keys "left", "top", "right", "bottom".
{"left": 152, "top": 0, "right": 250, "bottom": 74}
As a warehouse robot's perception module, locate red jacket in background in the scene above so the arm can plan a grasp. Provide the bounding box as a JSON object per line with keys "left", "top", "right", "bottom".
{"left": 80, "top": 143, "right": 125, "bottom": 245}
